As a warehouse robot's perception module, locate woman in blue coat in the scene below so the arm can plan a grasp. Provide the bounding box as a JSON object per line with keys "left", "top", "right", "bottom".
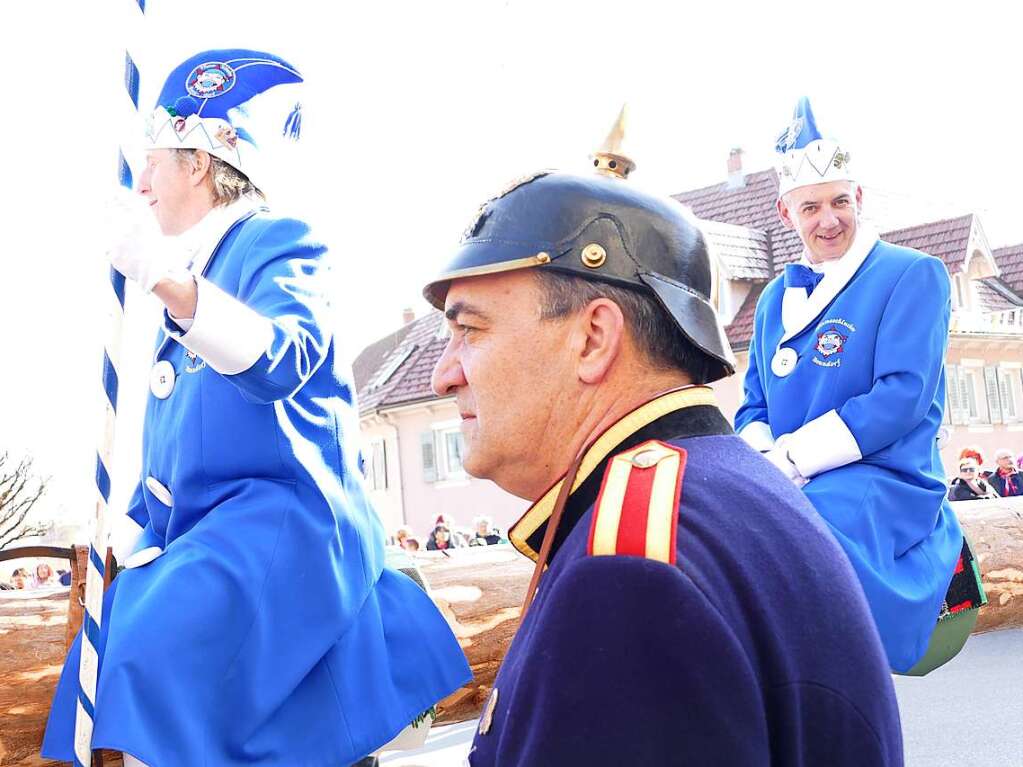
{"left": 43, "top": 50, "right": 469, "bottom": 766}
{"left": 735, "top": 99, "right": 966, "bottom": 674}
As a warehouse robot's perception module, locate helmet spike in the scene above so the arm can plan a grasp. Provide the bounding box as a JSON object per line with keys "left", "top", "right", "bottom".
{"left": 591, "top": 104, "right": 635, "bottom": 180}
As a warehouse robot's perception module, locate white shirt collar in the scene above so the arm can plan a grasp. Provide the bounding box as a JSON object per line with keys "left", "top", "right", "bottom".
{"left": 798, "top": 223, "right": 879, "bottom": 275}
{"left": 779, "top": 224, "right": 879, "bottom": 343}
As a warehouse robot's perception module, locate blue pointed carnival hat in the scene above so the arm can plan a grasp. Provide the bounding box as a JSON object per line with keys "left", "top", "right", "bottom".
{"left": 146, "top": 49, "right": 304, "bottom": 191}
{"left": 775, "top": 97, "right": 853, "bottom": 195}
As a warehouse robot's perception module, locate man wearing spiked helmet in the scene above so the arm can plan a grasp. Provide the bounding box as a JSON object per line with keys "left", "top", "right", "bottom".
{"left": 424, "top": 111, "right": 902, "bottom": 765}
{"left": 43, "top": 49, "right": 469, "bottom": 766}
{"left": 735, "top": 98, "right": 983, "bottom": 676}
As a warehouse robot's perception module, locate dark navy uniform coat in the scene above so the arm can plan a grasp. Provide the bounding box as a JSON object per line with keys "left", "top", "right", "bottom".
{"left": 470, "top": 388, "right": 902, "bottom": 767}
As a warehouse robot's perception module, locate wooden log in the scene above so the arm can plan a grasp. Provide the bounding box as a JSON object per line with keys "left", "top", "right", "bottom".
{"left": 3, "top": 502, "right": 1021, "bottom": 758}
{"left": 0, "top": 588, "right": 125, "bottom": 767}
{"left": 417, "top": 545, "right": 532, "bottom": 725}
{"left": 955, "top": 497, "right": 1023, "bottom": 633}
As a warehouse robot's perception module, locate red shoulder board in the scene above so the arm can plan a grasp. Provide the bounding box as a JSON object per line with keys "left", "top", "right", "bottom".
{"left": 586, "top": 440, "right": 687, "bottom": 565}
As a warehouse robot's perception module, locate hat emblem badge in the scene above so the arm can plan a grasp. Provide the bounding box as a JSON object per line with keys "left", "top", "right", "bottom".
{"left": 186, "top": 61, "right": 237, "bottom": 99}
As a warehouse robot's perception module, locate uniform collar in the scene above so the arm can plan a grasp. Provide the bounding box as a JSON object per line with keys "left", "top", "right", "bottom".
{"left": 176, "top": 196, "right": 266, "bottom": 275}
{"left": 508, "top": 386, "right": 731, "bottom": 564}
{"left": 780, "top": 224, "right": 879, "bottom": 344}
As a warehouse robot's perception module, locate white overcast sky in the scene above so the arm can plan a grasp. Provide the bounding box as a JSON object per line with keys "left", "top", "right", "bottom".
{"left": 0, "top": 1, "right": 1019, "bottom": 534}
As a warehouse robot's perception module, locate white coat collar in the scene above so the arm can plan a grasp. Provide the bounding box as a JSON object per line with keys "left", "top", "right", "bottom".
{"left": 176, "top": 196, "right": 264, "bottom": 276}
{"left": 779, "top": 224, "right": 879, "bottom": 344}
{"left": 154, "top": 197, "right": 263, "bottom": 361}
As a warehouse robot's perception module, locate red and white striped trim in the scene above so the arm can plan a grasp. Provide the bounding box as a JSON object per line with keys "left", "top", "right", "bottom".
{"left": 587, "top": 440, "right": 686, "bottom": 565}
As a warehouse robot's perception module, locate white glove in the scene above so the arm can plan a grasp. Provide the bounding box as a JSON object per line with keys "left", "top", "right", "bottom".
{"left": 104, "top": 190, "right": 187, "bottom": 293}
{"left": 764, "top": 436, "right": 807, "bottom": 488}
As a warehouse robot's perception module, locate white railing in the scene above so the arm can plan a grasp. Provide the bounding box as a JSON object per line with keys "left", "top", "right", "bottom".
{"left": 951, "top": 309, "right": 1023, "bottom": 334}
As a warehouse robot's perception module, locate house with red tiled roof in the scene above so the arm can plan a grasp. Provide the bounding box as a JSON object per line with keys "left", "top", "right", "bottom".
{"left": 354, "top": 310, "right": 527, "bottom": 540}
{"left": 354, "top": 158, "right": 1023, "bottom": 531}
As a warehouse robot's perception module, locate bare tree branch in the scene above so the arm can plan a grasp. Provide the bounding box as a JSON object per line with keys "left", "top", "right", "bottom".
{"left": 0, "top": 452, "right": 49, "bottom": 551}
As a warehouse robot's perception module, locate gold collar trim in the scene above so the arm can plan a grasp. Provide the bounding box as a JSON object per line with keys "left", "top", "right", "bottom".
{"left": 508, "top": 386, "right": 718, "bottom": 562}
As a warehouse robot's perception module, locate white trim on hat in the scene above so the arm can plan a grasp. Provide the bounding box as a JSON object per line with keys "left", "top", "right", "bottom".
{"left": 777, "top": 138, "right": 854, "bottom": 196}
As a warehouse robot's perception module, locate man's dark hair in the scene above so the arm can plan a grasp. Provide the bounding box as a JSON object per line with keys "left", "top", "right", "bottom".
{"left": 534, "top": 270, "right": 715, "bottom": 384}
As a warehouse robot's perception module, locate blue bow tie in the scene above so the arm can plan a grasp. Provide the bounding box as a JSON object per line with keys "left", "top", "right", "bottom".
{"left": 784, "top": 263, "right": 825, "bottom": 296}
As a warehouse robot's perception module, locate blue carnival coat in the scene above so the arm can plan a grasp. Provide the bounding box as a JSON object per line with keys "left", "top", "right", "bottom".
{"left": 735, "top": 233, "right": 963, "bottom": 673}
{"left": 476, "top": 389, "right": 902, "bottom": 767}
{"left": 44, "top": 206, "right": 470, "bottom": 766}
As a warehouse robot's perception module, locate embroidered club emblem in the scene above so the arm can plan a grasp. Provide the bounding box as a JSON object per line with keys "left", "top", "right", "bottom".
{"left": 186, "top": 61, "right": 237, "bottom": 99}
{"left": 184, "top": 349, "right": 206, "bottom": 374}
{"left": 815, "top": 328, "right": 847, "bottom": 357}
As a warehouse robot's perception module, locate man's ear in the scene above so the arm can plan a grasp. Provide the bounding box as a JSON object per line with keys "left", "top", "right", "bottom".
{"left": 854, "top": 184, "right": 864, "bottom": 213}
{"left": 777, "top": 195, "right": 796, "bottom": 231}
{"left": 575, "top": 298, "right": 625, "bottom": 385}
{"left": 188, "top": 151, "right": 213, "bottom": 188}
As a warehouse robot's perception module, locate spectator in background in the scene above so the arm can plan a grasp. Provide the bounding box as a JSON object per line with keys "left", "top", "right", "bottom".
{"left": 958, "top": 447, "right": 991, "bottom": 480}
{"left": 10, "top": 568, "right": 29, "bottom": 590}
{"left": 404, "top": 538, "right": 421, "bottom": 552}
{"left": 394, "top": 526, "right": 414, "bottom": 549}
{"left": 990, "top": 449, "right": 1023, "bottom": 498}
{"left": 470, "top": 516, "right": 502, "bottom": 546}
{"left": 948, "top": 458, "right": 1000, "bottom": 501}
{"left": 426, "top": 525, "right": 460, "bottom": 551}
{"left": 33, "top": 563, "right": 55, "bottom": 588}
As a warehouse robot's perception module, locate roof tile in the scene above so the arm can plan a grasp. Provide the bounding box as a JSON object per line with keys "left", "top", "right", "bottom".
{"left": 994, "top": 244, "right": 1023, "bottom": 296}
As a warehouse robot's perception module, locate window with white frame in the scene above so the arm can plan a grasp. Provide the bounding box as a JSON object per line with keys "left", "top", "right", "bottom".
{"left": 947, "top": 362, "right": 1022, "bottom": 425}
{"left": 421, "top": 422, "right": 468, "bottom": 482}
{"left": 366, "top": 438, "right": 388, "bottom": 491}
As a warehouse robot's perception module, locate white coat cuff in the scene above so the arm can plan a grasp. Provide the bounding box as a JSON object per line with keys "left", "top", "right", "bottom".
{"left": 787, "top": 409, "right": 862, "bottom": 478}
{"left": 738, "top": 421, "right": 776, "bottom": 452}
{"left": 174, "top": 277, "right": 273, "bottom": 375}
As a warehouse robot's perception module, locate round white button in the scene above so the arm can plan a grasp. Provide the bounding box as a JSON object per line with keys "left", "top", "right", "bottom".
{"left": 771, "top": 347, "right": 798, "bottom": 377}
{"left": 150, "top": 360, "right": 176, "bottom": 399}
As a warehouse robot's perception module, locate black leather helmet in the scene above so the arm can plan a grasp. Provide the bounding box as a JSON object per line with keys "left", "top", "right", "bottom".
{"left": 423, "top": 170, "right": 735, "bottom": 382}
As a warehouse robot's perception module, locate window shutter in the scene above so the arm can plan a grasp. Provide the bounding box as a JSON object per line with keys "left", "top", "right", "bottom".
{"left": 984, "top": 365, "right": 1003, "bottom": 424}
{"left": 421, "top": 431, "right": 437, "bottom": 482}
{"left": 945, "top": 365, "right": 960, "bottom": 425}
{"left": 946, "top": 365, "right": 968, "bottom": 425}
{"left": 371, "top": 441, "right": 388, "bottom": 490}
{"left": 961, "top": 370, "right": 977, "bottom": 422}
{"left": 999, "top": 368, "right": 1017, "bottom": 421}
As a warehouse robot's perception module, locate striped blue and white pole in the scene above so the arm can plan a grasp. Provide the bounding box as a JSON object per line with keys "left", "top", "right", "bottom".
{"left": 74, "top": 2, "right": 147, "bottom": 764}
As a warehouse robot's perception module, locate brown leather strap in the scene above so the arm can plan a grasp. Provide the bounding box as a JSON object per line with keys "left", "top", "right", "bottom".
{"left": 520, "top": 448, "right": 587, "bottom": 619}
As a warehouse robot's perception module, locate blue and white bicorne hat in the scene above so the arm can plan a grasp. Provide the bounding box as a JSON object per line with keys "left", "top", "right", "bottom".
{"left": 145, "top": 49, "right": 303, "bottom": 191}
{"left": 775, "top": 97, "right": 853, "bottom": 196}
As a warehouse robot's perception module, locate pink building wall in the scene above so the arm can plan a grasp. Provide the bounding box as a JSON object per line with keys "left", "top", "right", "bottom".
{"left": 361, "top": 402, "right": 528, "bottom": 541}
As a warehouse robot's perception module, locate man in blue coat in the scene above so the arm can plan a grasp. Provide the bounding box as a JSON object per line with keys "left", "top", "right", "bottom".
{"left": 43, "top": 49, "right": 469, "bottom": 766}
{"left": 422, "top": 136, "right": 902, "bottom": 764}
{"left": 734, "top": 98, "right": 968, "bottom": 674}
